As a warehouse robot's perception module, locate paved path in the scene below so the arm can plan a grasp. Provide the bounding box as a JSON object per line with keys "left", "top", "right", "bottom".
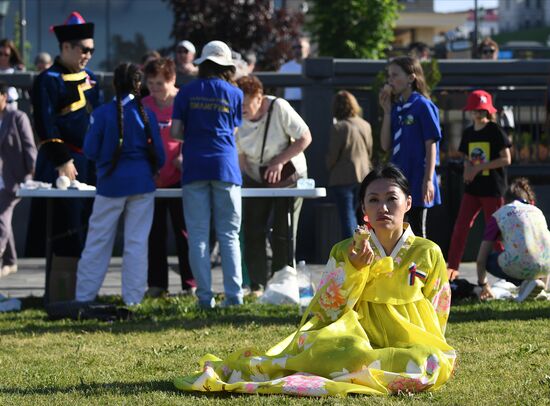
{"left": 0, "top": 257, "right": 487, "bottom": 299}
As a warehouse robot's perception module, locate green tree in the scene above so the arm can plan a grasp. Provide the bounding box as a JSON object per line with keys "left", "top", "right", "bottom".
{"left": 307, "top": 0, "right": 400, "bottom": 59}
{"left": 162, "top": 0, "right": 304, "bottom": 70}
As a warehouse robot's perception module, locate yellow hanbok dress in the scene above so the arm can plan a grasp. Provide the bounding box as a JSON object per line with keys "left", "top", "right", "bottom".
{"left": 174, "top": 226, "right": 456, "bottom": 396}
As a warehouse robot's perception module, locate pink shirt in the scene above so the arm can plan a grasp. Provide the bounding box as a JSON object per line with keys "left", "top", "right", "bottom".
{"left": 142, "top": 95, "right": 181, "bottom": 187}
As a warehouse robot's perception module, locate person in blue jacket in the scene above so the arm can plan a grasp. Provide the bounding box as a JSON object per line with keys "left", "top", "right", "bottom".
{"left": 75, "top": 63, "right": 165, "bottom": 306}
{"left": 379, "top": 56, "right": 442, "bottom": 238}
{"left": 171, "top": 40, "right": 244, "bottom": 309}
{"left": 27, "top": 12, "right": 102, "bottom": 258}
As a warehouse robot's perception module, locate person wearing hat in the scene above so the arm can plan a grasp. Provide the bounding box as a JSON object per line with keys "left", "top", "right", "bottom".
{"left": 446, "top": 90, "right": 512, "bottom": 281}
{"left": 171, "top": 40, "right": 244, "bottom": 309}
{"left": 175, "top": 40, "right": 197, "bottom": 86}
{"left": 27, "top": 12, "right": 102, "bottom": 261}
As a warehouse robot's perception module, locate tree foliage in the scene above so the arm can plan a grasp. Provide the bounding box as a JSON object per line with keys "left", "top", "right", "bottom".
{"left": 162, "top": 0, "right": 304, "bottom": 70}
{"left": 307, "top": 0, "right": 400, "bottom": 59}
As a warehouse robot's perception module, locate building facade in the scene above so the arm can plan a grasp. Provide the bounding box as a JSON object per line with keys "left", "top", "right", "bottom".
{"left": 499, "top": 0, "right": 545, "bottom": 32}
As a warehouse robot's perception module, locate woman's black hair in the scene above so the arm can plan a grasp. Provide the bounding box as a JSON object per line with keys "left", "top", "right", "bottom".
{"left": 198, "top": 59, "right": 236, "bottom": 84}
{"left": 358, "top": 164, "right": 410, "bottom": 208}
{"left": 106, "top": 62, "right": 158, "bottom": 176}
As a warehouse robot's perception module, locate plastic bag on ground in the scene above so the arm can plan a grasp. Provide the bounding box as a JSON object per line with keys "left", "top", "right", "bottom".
{"left": 258, "top": 266, "right": 300, "bottom": 305}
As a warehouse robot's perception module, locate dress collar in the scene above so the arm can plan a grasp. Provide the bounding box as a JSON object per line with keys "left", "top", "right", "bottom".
{"left": 112, "top": 94, "right": 135, "bottom": 106}
{"left": 370, "top": 224, "right": 415, "bottom": 259}
{"left": 396, "top": 91, "right": 421, "bottom": 112}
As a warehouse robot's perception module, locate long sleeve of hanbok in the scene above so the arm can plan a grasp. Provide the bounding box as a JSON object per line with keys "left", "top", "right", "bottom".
{"left": 421, "top": 246, "right": 452, "bottom": 334}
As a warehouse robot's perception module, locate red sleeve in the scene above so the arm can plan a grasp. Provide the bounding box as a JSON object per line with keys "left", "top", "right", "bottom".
{"left": 483, "top": 216, "right": 500, "bottom": 241}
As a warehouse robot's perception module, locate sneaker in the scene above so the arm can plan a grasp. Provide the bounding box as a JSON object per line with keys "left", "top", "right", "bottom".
{"left": 515, "top": 280, "right": 545, "bottom": 302}
{"left": 534, "top": 290, "right": 549, "bottom": 301}
{"left": 144, "top": 286, "right": 167, "bottom": 298}
{"left": 180, "top": 287, "right": 196, "bottom": 296}
{"left": 0, "top": 264, "right": 17, "bottom": 278}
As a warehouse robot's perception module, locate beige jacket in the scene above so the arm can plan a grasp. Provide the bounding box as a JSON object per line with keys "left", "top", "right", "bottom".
{"left": 326, "top": 116, "right": 373, "bottom": 186}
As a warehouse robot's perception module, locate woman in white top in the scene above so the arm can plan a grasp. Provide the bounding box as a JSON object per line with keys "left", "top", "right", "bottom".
{"left": 236, "top": 75, "right": 312, "bottom": 296}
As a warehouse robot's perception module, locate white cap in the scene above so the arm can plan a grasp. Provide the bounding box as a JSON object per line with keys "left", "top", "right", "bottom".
{"left": 176, "top": 40, "right": 196, "bottom": 54}
{"left": 194, "top": 40, "right": 235, "bottom": 67}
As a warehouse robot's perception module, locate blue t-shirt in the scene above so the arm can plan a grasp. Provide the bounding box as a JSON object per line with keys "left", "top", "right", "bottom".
{"left": 172, "top": 78, "right": 243, "bottom": 185}
{"left": 390, "top": 92, "right": 442, "bottom": 208}
{"left": 84, "top": 96, "right": 166, "bottom": 197}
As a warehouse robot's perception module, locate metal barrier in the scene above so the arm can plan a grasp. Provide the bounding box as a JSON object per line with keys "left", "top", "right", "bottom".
{"left": 4, "top": 60, "right": 550, "bottom": 262}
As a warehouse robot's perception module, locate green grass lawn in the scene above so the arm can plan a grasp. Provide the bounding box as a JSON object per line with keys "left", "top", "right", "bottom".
{"left": 1, "top": 296, "right": 549, "bottom": 405}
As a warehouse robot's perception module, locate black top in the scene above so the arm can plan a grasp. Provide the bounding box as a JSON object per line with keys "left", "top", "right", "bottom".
{"left": 459, "top": 121, "right": 512, "bottom": 197}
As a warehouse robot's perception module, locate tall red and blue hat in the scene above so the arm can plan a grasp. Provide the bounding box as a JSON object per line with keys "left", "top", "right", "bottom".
{"left": 52, "top": 12, "right": 94, "bottom": 43}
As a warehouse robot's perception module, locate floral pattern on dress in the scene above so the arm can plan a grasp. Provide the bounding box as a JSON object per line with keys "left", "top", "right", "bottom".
{"left": 387, "top": 376, "right": 431, "bottom": 394}
{"left": 315, "top": 261, "right": 348, "bottom": 322}
{"left": 433, "top": 282, "right": 451, "bottom": 317}
{"left": 244, "top": 382, "right": 258, "bottom": 393}
{"left": 318, "top": 259, "right": 345, "bottom": 290}
{"left": 281, "top": 373, "right": 329, "bottom": 396}
{"left": 425, "top": 354, "right": 439, "bottom": 376}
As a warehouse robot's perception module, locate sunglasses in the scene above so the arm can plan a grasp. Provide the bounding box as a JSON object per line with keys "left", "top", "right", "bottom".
{"left": 0, "top": 52, "right": 10, "bottom": 57}
{"left": 481, "top": 48, "right": 496, "bottom": 55}
{"left": 176, "top": 48, "right": 189, "bottom": 54}
{"left": 73, "top": 44, "right": 95, "bottom": 55}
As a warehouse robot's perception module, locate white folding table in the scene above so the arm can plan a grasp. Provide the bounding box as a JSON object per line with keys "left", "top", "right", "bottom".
{"left": 17, "top": 187, "right": 326, "bottom": 302}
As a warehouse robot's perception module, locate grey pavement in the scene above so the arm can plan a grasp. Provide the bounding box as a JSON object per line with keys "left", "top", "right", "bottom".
{"left": 0, "top": 257, "right": 487, "bottom": 299}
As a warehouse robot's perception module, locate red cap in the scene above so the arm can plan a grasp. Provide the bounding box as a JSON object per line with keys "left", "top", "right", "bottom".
{"left": 463, "top": 90, "right": 497, "bottom": 114}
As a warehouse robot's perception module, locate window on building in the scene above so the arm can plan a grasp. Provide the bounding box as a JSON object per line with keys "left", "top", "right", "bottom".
{"left": 525, "top": 0, "right": 530, "bottom": 8}
{"left": 505, "top": 0, "right": 510, "bottom": 10}
{"left": 536, "top": 0, "right": 542, "bottom": 9}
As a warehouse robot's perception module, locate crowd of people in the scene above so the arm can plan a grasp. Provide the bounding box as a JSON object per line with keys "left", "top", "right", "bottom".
{"left": 0, "top": 9, "right": 548, "bottom": 398}
{"left": 0, "top": 12, "right": 547, "bottom": 305}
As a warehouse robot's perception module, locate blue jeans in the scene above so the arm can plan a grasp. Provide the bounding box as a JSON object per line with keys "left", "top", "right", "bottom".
{"left": 486, "top": 252, "right": 523, "bottom": 286}
{"left": 182, "top": 180, "right": 243, "bottom": 308}
{"left": 331, "top": 184, "right": 359, "bottom": 239}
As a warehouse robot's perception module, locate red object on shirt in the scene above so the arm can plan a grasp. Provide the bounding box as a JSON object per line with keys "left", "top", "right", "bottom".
{"left": 142, "top": 95, "right": 182, "bottom": 187}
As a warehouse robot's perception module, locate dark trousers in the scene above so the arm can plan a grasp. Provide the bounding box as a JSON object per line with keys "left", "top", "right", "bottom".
{"left": 486, "top": 252, "right": 522, "bottom": 286}
{"left": 242, "top": 195, "right": 302, "bottom": 291}
{"left": 26, "top": 151, "right": 94, "bottom": 257}
{"left": 147, "top": 190, "right": 195, "bottom": 290}
{"left": 406, "top": 206, "right": 428, "bottom": 238}
{"left": 0, "top": 191, "right": 19, "bottom": 265}
{"left": 330, "top": 184, "right": 359, "bottom": 239}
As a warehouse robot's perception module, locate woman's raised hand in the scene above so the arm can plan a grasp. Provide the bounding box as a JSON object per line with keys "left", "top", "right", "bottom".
{"left": 378, "top": 84, "right": 392, "bottom": 114}
{"left": 348, "top": 239, "right": 374, "bottom": 270}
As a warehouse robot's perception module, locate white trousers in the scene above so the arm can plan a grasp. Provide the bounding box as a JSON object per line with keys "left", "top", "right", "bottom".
{"left": 76, "top": 192, "right": 154, "bottom": 305}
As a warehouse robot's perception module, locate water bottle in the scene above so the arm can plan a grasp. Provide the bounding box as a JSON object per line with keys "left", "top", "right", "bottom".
{"left": 297, "top": 260, "right": 315, "bottom": 315}
{"left": 297, "top": 178, "right": 315, "bottom": 189}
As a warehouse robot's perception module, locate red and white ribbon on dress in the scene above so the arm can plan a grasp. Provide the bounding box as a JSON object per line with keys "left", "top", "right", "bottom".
{"left": 408, "top": 262, "right": 427, "bottom": 286}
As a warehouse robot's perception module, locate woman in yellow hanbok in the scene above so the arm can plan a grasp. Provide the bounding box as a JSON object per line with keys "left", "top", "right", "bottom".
{"left": 174, "top": 164, "right": 456, "bottom": 396}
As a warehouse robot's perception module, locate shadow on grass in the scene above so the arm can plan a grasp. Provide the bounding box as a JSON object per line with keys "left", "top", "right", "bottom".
{"left": 0, "top": 379, "right": 177, "bottom": 397}
{"left": 0, "top": 295, "right": 302, "bottom": 337}
{"left": 449, "top": 299, "right": 550, "bottom": 323}
{"left": 0, "top": 380, "right": 296, "bottom": 401}
{"left": 4, "top": 295, "right": 549, "bottom": 337}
